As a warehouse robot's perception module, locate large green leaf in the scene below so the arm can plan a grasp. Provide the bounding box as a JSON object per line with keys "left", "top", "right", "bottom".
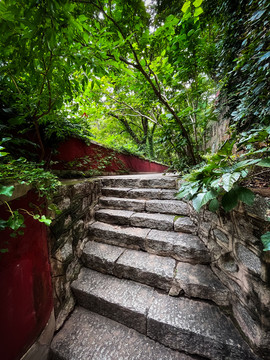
{"left": 193, "top": 0, "right": 203, "bottom": 7}
{"left": 194, "top": 7, "right": 203, "bottom": 17}
{"left": 209, "top": 198, "right": 219, "bottom": 212}
{"left": 181, "top": 1, "right": 191, "bottom": 13}
{"left": 222, "top": 189, "right": 238, "bottom": 212}
{"left": 258, "top": 158, "right": 270, "bottom": 167}
{"left": 192, "top": 190, "right": 217, "bottom": 212}
{"left": 237, "top": 187, "right": 255, "bottom": 205}
{"left": 221, "top": 172, "right": 241, "bottom": 192}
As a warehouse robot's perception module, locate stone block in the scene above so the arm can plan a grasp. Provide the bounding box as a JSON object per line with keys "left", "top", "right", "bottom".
{"left": 236, "top": 244, "right": 261, "bottom": 276}
{"left": 54, "top": 241, "right": 73, "bottom": 263}
{"left": 174, "top": 217, "right": 197, "bottom": 234}
{"left": 72, "top": 268, "right": 155, "bottom": 334}
{"left": 175, "top": 262, "right": 230, "bottom": 306}
{"left": 233, "top": 301, "right": 261, "bottom": 347}
{"left": 115, "top": 249, "right": 175, "bottom": 291}
{"left": 89, "top": 221, "right": 149, "bottom": 250}
{"left": 213, "top": 228, "right": 230, "bottom": 247}
{"left": 146, "top": 230, "right": 210, "bottom": 264}
{"left": 160, "top": 189, "right": 177, "bottom": 200}
{"left": 95, "top": 208, "right": 134, "bottom": 225}
{"left": 146, "top": 200, "right": 189, "bottom": 215}
{"left": 128, "top": 188, "right": 162, "bottom": 199}
{"left": 50, "top": 307, "right": 195, "bottom": 360}
{"left": 245, "top": 195, "right": 270, "bottom": 221}
{"left": 52, "top": 230, "right": 73, "bottom": 254}
{"left": 130, "top": 212, "right": 175, "bottom": 231}
{"left": 82, "top": 241, "right": 125, "bottom": 274}
{"left": 99, "top": 197, "right": 146, "bottom": 211}
{"left": 102, "top": 187, "right": 132, "bottom": 198}
{"left": 147, "top": 294, "right": 256, "bottom": 360}
{"left": 199, "top": 221, "right": 211, "bottom": 237}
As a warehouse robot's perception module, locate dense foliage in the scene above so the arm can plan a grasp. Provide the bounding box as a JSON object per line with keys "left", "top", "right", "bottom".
{"left": 0, "top": 0, "right": 269, "bottom": 248}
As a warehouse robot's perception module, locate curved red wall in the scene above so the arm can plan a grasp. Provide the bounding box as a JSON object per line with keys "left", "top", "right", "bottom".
{"left": 54, "top": 138, "right": 168, "bottom": 173}
{"left": 0, "top": 191, "right": 53, "bottom": 360}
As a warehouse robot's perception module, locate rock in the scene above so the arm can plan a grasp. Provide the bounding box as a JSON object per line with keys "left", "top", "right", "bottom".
{"left": 71, "top": 268, "right": 155, "bottom": 334}
{"left": 174, "top": 217, "right": 197, "bottom": 234}
{"left": 175, "top": 262, "right": 230, "bottom": 306}
{"left": 50, "top": 307, "right": 198, "bottom": 360}
{"left": 130, "top": 212, "right": 175, "bottom": 231}
{"left": 147, "top": 293, "right": 257, "bottom": 360}
{"left": 146, "top": 200, "right": 189, "bottom": 215}
{"left": 95, "top": 208, "right": 134, "bottom": 225}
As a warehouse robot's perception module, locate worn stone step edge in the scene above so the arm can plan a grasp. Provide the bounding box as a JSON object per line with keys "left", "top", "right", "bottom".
{"left": 82, "top": 241, "right": 230, "bottom": 306}
{"left": 50, "top": 307, "right": 200, "bottom": 360}
{"left": 99, "top": 196, "right": 189, "bottom": 215}
{"left": 101, "top": 176, "right": 178, "bottom": 189}
{"left": 88, "top": 221, "right": 211, "bottom": 264}
{"left": 71, "top": 268, "right": 257, "bottom": 360}
{"left": 95, "top": 208, "right": 197, "bottom": 233}
{"left": 102, "top": 187, "right": 178, "bottom": 200}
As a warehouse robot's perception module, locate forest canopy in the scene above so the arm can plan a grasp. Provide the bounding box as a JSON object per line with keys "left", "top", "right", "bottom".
{"left": 0, "top": 0, "right": 269, "bottom": 248}
{"left": 0, "top": 0, "right": 269, "bottom": 167}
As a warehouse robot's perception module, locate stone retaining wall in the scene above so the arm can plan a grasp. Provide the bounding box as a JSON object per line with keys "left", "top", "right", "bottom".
{"left": 48, "top": 179, "right": 102, "bottom": 330}
{"left": 189, "top": 195, "right": 270, "bottom": 359}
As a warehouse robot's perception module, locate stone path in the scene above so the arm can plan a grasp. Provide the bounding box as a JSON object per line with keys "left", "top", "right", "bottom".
{"left": 50, "top": 174, "right": 259, "bottom": 360}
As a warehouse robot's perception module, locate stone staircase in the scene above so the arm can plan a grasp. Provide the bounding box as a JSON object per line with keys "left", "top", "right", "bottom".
{"left": 50, "top": 174, "right": 259, "bottom": 360}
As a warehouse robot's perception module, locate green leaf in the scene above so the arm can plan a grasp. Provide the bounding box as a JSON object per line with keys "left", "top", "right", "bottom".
{"left": 7, "top": 212, "right": 24, "bottom": 231}
{"left": 261, "top": 232, "right": 270, "bottom": 252}
{"left": 0, "top": 151, "right": 8, "bottom": 157}
{"left": 192, "top": 190, "right": 217, "bottom": 212}
{"left": 0, "top": 185, "right": 14, "bottom": 197}
{"left": 222, "top": 189, "right": 238, "bottom": 212}
{"left": 193, "top": 0, "right": 203, "bottom": 7}
{"left": 181, "top": 1, "right": 191, "bottom": 13}
{"left": 194, "top": 7, "right": 204, "bottom": 17}
{"left": 209, "top": 198, "right": 219, "bottom": 212}
{"left": 258, "top": 158, "right": 270, "bottom": 167}
{"left": 38, "top": 215, "right": 52, "bottom": 226}
{"left": 237, "top": 187, "right": 255, "bottom": 205}
{"left": 221, "top": 172, "right": 241, "bottom": 192}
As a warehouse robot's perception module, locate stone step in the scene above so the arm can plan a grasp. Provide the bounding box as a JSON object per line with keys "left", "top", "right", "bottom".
{"left": 71, "top": 269, "right": 257, "bottom": 360}
{"left": 99, "top": 196, "right": 189, "bottom": 215}
{"left": 82, "top": 241, "right": 176, "bottom": 292}
{"left": 50, "top": 307, "right": 199, "bottom": 360}
{"left": 89, "top": 222, "right": 210, "bottom": 264}
{"left": 82, "top": 241, "right": 229, "bottom": 305}
{"left": 95, "top": 208, "right": 195, "bottom": 233}
{"left": 102, "top": 187, "right": 177, "bottom": 200}
{"left": 101, "top": 175, "right": 178, "bottom": 189}
{"left": 174, "top": 262, "right": 230, "bottom": 306}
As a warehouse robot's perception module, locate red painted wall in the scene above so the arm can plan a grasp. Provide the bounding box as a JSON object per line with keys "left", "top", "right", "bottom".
{"left": 54, "top": 138, "right": 168, "bottom": 173}
{"left": 0, "top": 191, "right": 53, "bottom": 360}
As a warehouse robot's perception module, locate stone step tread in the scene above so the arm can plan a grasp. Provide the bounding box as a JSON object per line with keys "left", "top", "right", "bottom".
{"left": 50, "top": 307, "right": 199, "bottom": 360}
{"left": 95, "top": 208, "right": 194, "bottom": 232}
{"left": 89, "top": 221, "right": 210, "bottom": 263}
{"left": 174, "top": 262, "right": 230, "bottom": 306}
{"left": 82, "top": 241, "right": 229, "bottom": 303}
{"left": 71, "top": 269, "right": 256, "bottom": 360}
{"left": 72, "top": 268, "right": 155, "bottom": 334}
{"left": 101, "top": 175, "right": 178, "bottom": 189}
{"left": 99, "top": 196, "right": 189, "bottom": 215}
{"left": 102, "top": 187, "right": 177, "bottom": 200}
{"left": 82, "top": 241, "right": 176, "bottom": 291}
